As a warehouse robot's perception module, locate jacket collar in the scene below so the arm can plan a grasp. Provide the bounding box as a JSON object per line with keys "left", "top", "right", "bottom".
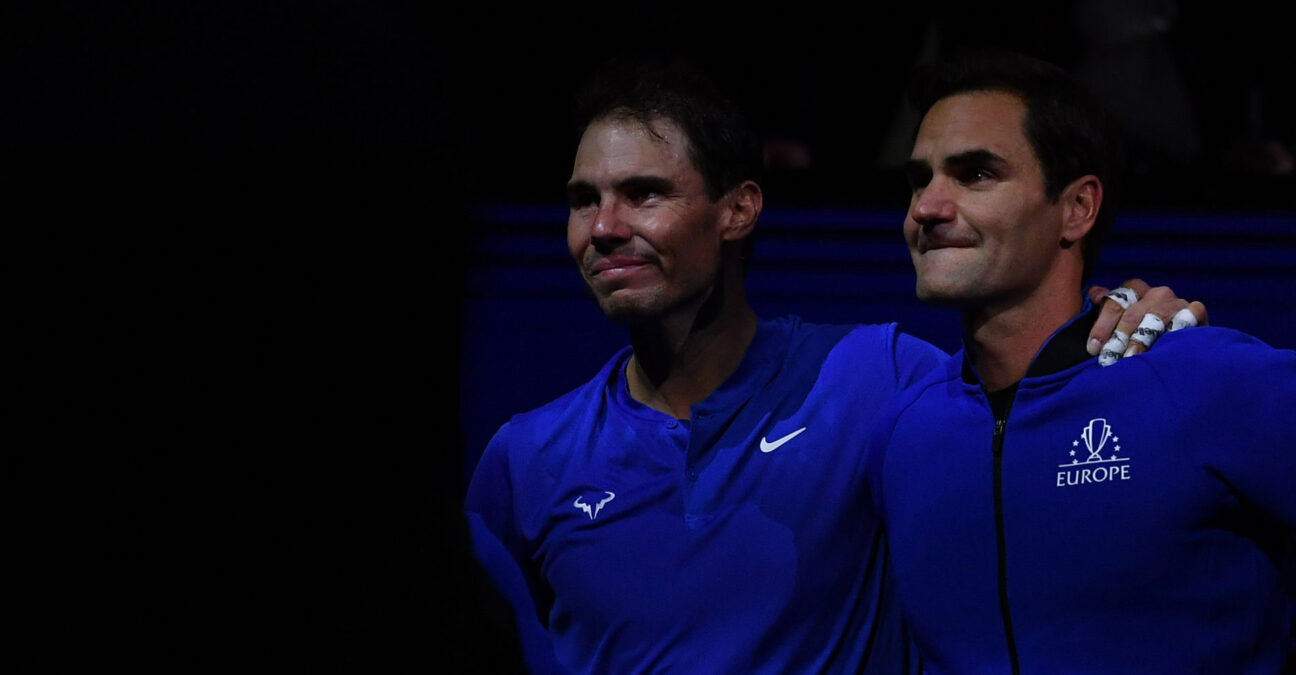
{"left": 961, "top": 296, "right": 1100, "bottom": 387}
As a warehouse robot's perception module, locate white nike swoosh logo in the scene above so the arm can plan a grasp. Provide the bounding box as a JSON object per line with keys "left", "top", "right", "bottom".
{"left": 760, "top": 427, "right": 807, "bottom": 453}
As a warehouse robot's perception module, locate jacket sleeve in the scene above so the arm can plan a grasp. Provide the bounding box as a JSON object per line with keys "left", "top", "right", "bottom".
{"left": 892, "top": 330, "right": 949, "bottom": 390}
{"left": 465, "top": 423, "right": 567, "bottom": 673}
{"left": 1153, "top": 330, "right": 1296, "bottom": 647}
{"left": 1168, "top": 333, "right": 1296, "bottom": 529}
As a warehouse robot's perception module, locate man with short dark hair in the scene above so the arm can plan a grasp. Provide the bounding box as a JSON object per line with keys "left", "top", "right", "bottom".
{"left": 467, "top": 55, "right": 1201, "bottom": 673}
{"left": 867, "top": 50, "right": 1295, "bottom": 672}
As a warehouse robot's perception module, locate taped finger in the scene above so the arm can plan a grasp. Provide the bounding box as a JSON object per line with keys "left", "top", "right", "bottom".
{"left": 1099, "top": 330, "right": 1130, "bottom": 367}
{"left": 1170, "top": 307, "right": 1198, "bottom": 332}
{"left": 1130, "top": 313, "right": 1166, "bottom": 348}
{"left": 1104, "top": 287, "right": 1139, "bottom": 310}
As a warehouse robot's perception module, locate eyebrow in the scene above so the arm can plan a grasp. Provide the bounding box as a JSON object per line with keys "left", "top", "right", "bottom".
{"left": 616, "top": 175, "right": 675, "bottom": 195}
{"left": 565, "top": 179, "right": 595, "bottom": 203}
{"left": 943, "top": 149, "right": 1009, "bottom": 172}
{"left": 902, "top": 158, "right": 930, "bottom": 176}
{"left": 905, "top": 149, "right": 1010, "bottom": 173}
{"left": 565, "top": 175, "right": 677, "bottom": 202}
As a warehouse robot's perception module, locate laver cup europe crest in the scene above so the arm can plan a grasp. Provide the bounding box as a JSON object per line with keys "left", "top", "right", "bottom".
{"left": 1081, "top": 418, "right": 1112, "bottom": 462}
{"left": 1058, "top": 418, "right": 1130, "bottom": 487}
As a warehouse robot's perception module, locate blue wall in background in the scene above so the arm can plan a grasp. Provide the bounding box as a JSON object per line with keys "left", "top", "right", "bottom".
{"left": 461, "top": 204, "right": 1296, "bottom": 486}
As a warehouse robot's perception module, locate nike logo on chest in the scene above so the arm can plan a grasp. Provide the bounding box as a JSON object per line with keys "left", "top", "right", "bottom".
{"left": 760, "top": 427, "right": 807, "bottom": 453}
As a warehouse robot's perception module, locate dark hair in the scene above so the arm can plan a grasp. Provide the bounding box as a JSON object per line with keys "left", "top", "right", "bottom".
{"left": 572, "top": 55, "right": 765, "bottom": 202}
{"left": 907, "top": 49, "right": 1126, "bottom": 285}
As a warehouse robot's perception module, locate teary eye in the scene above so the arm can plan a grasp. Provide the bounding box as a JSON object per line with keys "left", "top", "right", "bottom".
{"left": 955, "top": 166, "right": 996, "bottom": 185}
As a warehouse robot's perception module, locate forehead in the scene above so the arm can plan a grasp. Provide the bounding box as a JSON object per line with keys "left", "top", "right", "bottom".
{"left": 912, "top": 90, "right": 1034, "bottom": 165}
{"left": 571, "top": 117, "right": 698, "bottom": 182}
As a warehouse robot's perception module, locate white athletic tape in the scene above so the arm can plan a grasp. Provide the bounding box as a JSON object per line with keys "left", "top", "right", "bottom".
{"left": 1099, "top": 330, "right": 1130, "bottom": 367}
{"left": 1169, "top": 307, "right": 1199, "bottom": 332}
{"left": 1104, "top": 287, "right": 1139, "bottom": 310}
{"left": 1130, "top": 313, "right": 1166, "bottom": 348}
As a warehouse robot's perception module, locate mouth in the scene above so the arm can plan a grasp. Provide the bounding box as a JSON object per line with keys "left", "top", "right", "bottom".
{"left": 921, "top": 241, "right": 975, "bottom": 253}
{"left": 589, "top": 254, "right": 654, "bottom": 279}
{"left": 918, "top": 232, "right": 978, "bottom": 254}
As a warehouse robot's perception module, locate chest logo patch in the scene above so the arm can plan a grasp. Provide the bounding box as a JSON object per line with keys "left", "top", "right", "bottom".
{"left": 760, "top": 426, "right": 807, "bottom": 453}
{"left": 1057, "top": 418, "right": 1131, "bottom": 487}
{"left": 573, "top": 491, "right": 615, "bottom": 520}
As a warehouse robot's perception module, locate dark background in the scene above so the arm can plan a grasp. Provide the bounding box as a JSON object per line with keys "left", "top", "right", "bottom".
{"left": 12, "top": 2, "right": 1293, "bottom": 671}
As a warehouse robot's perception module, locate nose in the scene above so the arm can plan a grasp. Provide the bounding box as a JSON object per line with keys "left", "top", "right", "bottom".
{"left": 910, "top": 177, "right": 957, "bottom": 228}
{"left": 590, "top": 200, "right": 632, "bottom": 247}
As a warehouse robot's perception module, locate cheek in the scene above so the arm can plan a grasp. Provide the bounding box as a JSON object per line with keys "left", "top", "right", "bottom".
{"left": 566, "top": 219, "right": 587, "bottom": 262}
{"left": 902, "top": 218, "right": 919, "bottom": 246}
{"left": 1004, "top": 206, "right": 1056, "bottom": 255}
{"left": 680, "top": 223, "right": 724, "bottom": 269}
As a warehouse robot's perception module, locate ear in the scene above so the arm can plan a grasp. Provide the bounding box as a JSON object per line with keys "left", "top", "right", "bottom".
{"left": 720, "top": 180, "right": 763, "bottom": 242}
{"left": 1060, "top": 175, "right": 1102, "bottom": 245}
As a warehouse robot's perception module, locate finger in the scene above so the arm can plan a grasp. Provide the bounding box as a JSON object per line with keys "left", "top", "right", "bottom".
{"left": 1104, "top": 289, "right": 1152, "bottom": 363}
{"left": 1124, "top": 313, "right": 1167, "bottom": 357}
{"left": 1169, "top": 307, "right": 1197, "bottom": 331}
{"left": 1087, "top": 285, "right": 1140, "bottom": 355}
{"left": 1116, "top": 278, "right": 1153, "bottom": 298}
{"left": 1096, "top": 282, "right": 1168, "bottom": 363}
{"left": 1117, "top": 285, "right": 1186, "bottom": 333}
{"left": 1098, "top": 329, "right": 1130, "bottom": 366}
{"left": 1191, "top": 301, "right": 1208, "bottom": 327}
{"left": 1112, "top": 287, "right": 1204, "bottom": 359}
{"left": 1116, "top": 307, "right": 1170, "bottom": 357}
{"left": 1169, "top": 302, "right": 1209, "bottom": 331}
{"left": 1086, "top": 285, "right": 1110, "bottom": 306}
{"left": 1106, "top": 286, "right": 1139, "bottom": 310}
{"left": 1176, "top": 303, "right": 1202, "bottom": 329}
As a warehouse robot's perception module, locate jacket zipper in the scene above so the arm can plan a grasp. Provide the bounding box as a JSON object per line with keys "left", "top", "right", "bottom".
{"left": 992, "top": 414, "right": 1021, "bottom": 675}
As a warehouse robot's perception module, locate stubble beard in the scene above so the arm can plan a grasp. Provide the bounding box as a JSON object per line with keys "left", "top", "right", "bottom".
{"left": 590, "top": 279, "right": 719, "bottom": 329}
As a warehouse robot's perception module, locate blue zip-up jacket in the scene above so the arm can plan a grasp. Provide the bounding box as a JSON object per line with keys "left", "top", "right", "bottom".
{"left": 867, "top": 303, "right": 1296, "bottom": 673}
